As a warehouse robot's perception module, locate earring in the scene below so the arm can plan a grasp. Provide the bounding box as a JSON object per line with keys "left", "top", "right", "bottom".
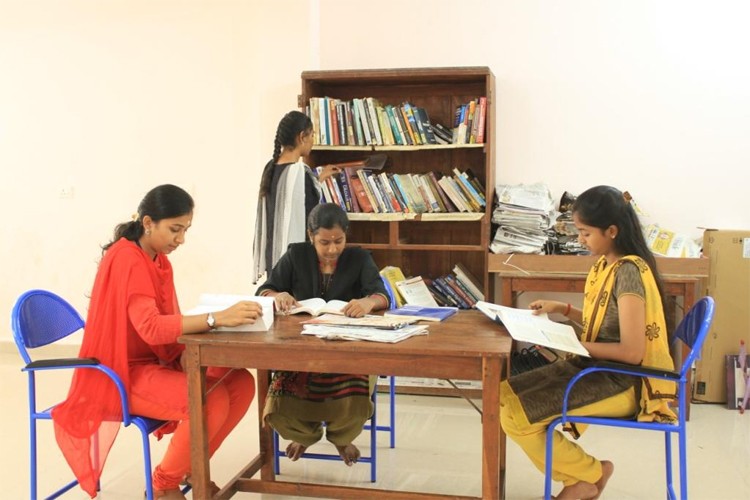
{"left": 145, "top": 229, "right": 151, "bottom": 236}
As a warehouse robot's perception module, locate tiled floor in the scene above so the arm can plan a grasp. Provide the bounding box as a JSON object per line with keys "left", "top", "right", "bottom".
{"left": 2, "top": 348, "right": 749, "bottom": 499}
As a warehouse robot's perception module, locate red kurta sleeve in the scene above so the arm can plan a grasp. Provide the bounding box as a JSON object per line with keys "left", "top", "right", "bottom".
{"left": 128, "top": 294, "right": 182, "bottom": 345}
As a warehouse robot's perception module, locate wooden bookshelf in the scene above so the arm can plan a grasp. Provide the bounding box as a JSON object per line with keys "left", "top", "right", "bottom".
{"left": 299, "top": 67, "right": 496, "bottom": 300}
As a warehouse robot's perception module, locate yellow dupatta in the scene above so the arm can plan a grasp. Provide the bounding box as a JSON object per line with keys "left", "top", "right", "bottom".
{"left": 581, "top": 255, "right": 677, "bottom": 423}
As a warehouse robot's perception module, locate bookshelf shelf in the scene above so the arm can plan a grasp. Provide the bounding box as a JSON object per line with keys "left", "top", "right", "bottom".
{"left": 300, "top": 66, "right": 495, "bottom": 299}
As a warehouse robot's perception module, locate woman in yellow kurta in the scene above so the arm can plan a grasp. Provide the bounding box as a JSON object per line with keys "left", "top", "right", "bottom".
{"left": 500, "top": 185, "right": 676, "bottom": 500}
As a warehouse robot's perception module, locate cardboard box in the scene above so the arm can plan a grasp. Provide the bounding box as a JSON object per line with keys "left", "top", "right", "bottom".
{"left": 693, "top": 230, "right": 750, "bottom": 402}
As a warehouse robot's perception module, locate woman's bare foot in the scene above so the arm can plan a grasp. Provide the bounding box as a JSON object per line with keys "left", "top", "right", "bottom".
{"left": 334, "top": 443, "right": 361, "bottom": 466}
{"left": 590, "top": 460, "right": 614, "bottom": 499}
{"left": 285, "top": 441, "right": 307, "bottom": 461}
{"left": 555, "top": 481, "right": 598, "bottom": 500}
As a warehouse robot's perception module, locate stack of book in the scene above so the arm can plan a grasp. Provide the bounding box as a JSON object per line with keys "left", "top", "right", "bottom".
{"left": 425, "top": 263, "right": 485, "bottom": 310}
{"left": 305, "top": 97, "right": 487, "bottom": 146}
{"left": 451, "top": 97, "right": 488, "bottom": 145}
{"left": 316, "top": 166, "right": 486, "bottom": 214}
{"left": 380, "top": 263, "right": 485, "bottom": 310}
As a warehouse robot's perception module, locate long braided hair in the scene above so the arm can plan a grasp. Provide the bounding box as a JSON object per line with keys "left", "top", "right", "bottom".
{"left": 258, "top": 110, "right": 313, "bottom": 198}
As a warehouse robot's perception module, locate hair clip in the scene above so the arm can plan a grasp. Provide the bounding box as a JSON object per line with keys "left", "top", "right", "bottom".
{"left": 132, "top": 212, "right": 140, "bottom": 222}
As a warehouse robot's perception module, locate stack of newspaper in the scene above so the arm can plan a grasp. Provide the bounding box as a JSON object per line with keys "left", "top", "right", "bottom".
{"left": 301, "top": 314, "right": 429, "bottom": 343}
{"left": 490, "top": 183, "right": 557, "bottom": 254}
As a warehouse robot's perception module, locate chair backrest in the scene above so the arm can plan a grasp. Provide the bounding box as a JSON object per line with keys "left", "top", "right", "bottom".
{"left": 12, "top": 289, "right": 85, "bottom": 365}
{"left": 672, "top": 296, "right": 715, "bottom": 378}
{"left": 380, "top": 275, "right": 397, "bottom": 311}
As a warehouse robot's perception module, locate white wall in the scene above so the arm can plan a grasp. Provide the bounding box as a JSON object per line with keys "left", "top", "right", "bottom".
{"left": 2, "top": 0, "right": 748, "bottom": 342}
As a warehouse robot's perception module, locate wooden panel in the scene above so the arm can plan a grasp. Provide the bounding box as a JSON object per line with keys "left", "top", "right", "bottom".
{"left": 488, "top": 253, "right": 709, "bottom": 278}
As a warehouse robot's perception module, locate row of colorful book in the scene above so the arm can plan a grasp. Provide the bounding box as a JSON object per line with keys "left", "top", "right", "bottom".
{"left": 453, "top": 97, "right": 488, "bottom": 145}
{"left": 380, "top": 263, "right": 485, "bottom": 310}
{"left": 305, "top": 97, "right": 486, "bottom": 147}
{"left": 316, "top": 166, "right": 486, "bottom": 214}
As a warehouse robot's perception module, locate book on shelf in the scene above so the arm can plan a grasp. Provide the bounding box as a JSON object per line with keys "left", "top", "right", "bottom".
{"left": 395, "top": 276, "right": 439, "bottom": 307}
{"left": 443, "top": 274, "right": 477, "bottom": 307}
{"left": 452, "top": 168, "right": 485, "bottom": 209}
{"left": 380, "top": 265, "right": 407, "bottom": 306}
{"left": 288, "top": 298, "right": 349, "bottom": 317}
{"left": 433, "top": 122, "right": 453, "bottom": 143}
{"left": 302, "top": 313, "right": 417, "bottom": 330}
{"left": 301, "top": 322, "right": 429, "bottom": 343}
{"left": 424, "top": 278, "right": 459, "bottom": 307}
{"left": 349, "top": 175, "right": 373, "bottom": 212}
{"left": 337, "top": 171, "right": 354, "bottom": 212}
{"left": 309, "top": 98, "right": 321, "bottom": 145}
{"left": 437, "top": 176, "right": 470, "bottom": 212}
{"left": 329, "top": 98, "right": 340, "bottom": 145}
{"left": 476, "top": 96, "right": 487, "bottom": 143}
{"left": 385, "top": 105, "right": 404, "bottom": 145}
{"left": 356, "top": 169, "right": 381, "bottom": 213}
{"left": 453, "top": 263, "right": 485, "bottom": 301}
{"left": 384, "top": 304, "right": 458, "bottom": 322}
{"left": 341, "top": 168, "right": 360, "bottom": 212}
{"left": 394, "top": 105, "right": 413, "bottom": 145}
{"left": 433, "top": 276, "right": 471, "bottom": 308}
{"left": 365, "top": 97, "right": 384, "bottom": 145}
{"left": 476, "top": 301, "right": 590, "bottom": 357}
{"left": 354, "top": 98, "right": 372, "bottom": 145}
{"left": 344, "top": 101, "right": 356, "bottom": 145}
{"left": 187, "top": 294, "right": 275, "bottom": 332}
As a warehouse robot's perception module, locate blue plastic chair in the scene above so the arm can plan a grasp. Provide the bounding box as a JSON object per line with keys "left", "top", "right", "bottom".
{"left": 11, "top": 289, "right": 190, "bottom": 500}
{"left": 543, "top": 296, "right": 715, "bottom": 500}
{"left": 272, "top": 276, "right": 398, "bottom": 482}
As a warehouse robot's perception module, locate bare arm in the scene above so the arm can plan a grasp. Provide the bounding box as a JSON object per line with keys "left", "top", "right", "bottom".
{"left": 582, "top": 294, "right": 646, "bottom": 364}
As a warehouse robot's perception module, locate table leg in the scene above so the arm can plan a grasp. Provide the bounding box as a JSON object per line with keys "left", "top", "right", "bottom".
{"left": 483, "top": 356, "right": 503, "bottom": 500}
{"left": 256, "top": 369, "right": 275, "bottom": 481}
{"left": 186, "top": 345, "right": 211, "bottom": 498}
{"left": 501, "top": 279, "right": 513, "bottom": 307}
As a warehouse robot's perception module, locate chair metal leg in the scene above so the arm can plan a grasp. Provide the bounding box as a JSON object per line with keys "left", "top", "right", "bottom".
{"left": 133, "top": 420, "right": 155, "bottom": 500}
{"left": 30, "top": 415, "right": 37, "bottom": 500}
{"left": 677, "top": 428, "right": 687, "bottom": 500}
{"left": 543, "top": 418, "right": 559, "bottom": 500}
{"left": 389, "top": 376, "right": 396, "bottom": 448}
{"left": 273, "top": 428, "right": 281, "bottom": 474}
{"left": 370, "top": 387, "right": 377, "bottom": 482}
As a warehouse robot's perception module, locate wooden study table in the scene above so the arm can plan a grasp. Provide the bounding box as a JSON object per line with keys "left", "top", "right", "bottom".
{"left": 181, "top": 311, "right": 512, "bottom": 499}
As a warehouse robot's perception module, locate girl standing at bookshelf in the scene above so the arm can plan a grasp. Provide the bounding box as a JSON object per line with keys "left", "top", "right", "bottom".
{"left": 500, "top": 185, "right": 676, "bottom": 499}
{"left": 253, "top": 110, "right": 341, "bottom": 283}
{"left": 256, "top": 203, "right": 389, "bottom": 465}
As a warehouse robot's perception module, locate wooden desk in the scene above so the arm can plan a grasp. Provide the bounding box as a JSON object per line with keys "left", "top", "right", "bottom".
{"left": 181, "top": 311, "right": 511, "bottom": 499}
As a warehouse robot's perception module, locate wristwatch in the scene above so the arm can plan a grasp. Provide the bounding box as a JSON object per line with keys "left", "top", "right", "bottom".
{"left": 206, "top": 312, "right": 216, "bottom": 330}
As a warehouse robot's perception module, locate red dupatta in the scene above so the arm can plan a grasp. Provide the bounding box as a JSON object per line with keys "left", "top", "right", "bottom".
{"left": 51, "top": 238, "right": 182, "bottom": 497}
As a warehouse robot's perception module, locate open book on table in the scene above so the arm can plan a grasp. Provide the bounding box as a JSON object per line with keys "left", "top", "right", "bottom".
{"left": 187, "top": 294, "right": 275, "bottom": 332}
{"left": 475, "top": 301, "right": 590, "bottom": 357}
{"left": 383, "top": 304, "right": 458, "bottom": 322}
{"left": 288, "top": 298, "right": 349, "bottom": 316}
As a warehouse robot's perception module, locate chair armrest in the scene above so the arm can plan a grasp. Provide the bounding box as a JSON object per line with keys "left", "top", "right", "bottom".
{"left": 560, "top": 360, "right": 681, "bottom": 418}
{"left": 586, "top": 360, "right": 680, "bottom": 381}
{"left": 25, "top": 357, "right": 100, "bottom": 370}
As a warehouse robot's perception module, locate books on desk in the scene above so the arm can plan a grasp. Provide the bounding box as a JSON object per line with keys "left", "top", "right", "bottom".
{"left": 302, "top": 313, "right": 416, "bottom": 330}
{"left": 288, "top": 298, "right": 348, "bottom": 316}
{"left": 187, "top": 294, "right": 275, "bottom": 332}
{"left": 384, "top": 304, "right": 458, "bottom": 322}
{"left": 302, "top": 322, "right": 429, "bottom": 343}
{"left": 475, "top": 300, "right": 590, "bottom": 357}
